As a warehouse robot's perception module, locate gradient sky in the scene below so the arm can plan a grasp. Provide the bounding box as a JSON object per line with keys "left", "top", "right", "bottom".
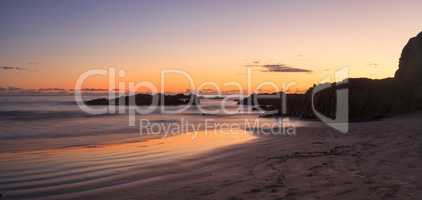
{"left": 1, "top": 0, "right": 421, "bottom": 93}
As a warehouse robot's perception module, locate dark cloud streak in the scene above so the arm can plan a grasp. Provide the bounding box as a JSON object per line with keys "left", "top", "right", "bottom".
{"left": 245, "top": 64, "right": 312, "bottom": 73}
{"left": 0, "top": 66, "right": 29, "bottom": 71}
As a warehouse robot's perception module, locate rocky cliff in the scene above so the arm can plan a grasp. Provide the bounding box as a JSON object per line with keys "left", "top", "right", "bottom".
{"left": 304, "top": 32, "right": 422, "bottom": 121}
{"left": 243, "top": 32, "right": 422, "bottom": 121}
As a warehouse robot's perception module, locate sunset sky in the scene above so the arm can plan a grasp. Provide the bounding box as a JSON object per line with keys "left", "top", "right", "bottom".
{"left": 1, "top": 0, "right": 421, "bottom": 93}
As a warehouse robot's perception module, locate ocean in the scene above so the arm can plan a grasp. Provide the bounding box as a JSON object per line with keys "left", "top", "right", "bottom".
{"left": 0, "top": 94, "right": 310, "bottom": 150}
{"left": 0, "top": 94, "right": 318, "bottom": 199}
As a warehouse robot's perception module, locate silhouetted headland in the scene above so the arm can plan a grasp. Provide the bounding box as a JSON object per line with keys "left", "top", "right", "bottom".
{"left": 241, "top": 32, "right": 422, "bottom": 121}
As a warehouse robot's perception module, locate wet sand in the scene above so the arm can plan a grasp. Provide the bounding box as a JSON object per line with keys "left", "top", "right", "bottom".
{"left": 1, "top": 113, "right": 422, "bottom": 199}
{"left": 0, "top": 129, "right": 256, "bottom": 199}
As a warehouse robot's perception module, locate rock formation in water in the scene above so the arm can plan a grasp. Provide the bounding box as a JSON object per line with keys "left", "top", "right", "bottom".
{"left": 85, "top": 93, "right": 197, "bottom": 106}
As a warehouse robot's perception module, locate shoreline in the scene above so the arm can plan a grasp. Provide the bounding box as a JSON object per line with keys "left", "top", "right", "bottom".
{"left": 1, "top": 113, "right": 422, "bottom": 199}
{"left": 66, "top": 112, "right": 422, "bottom": 200}
{"left": 0, "top": 115, "right": 310, "bottom": 153}
{"left": 0, "top": 129, "right": 257, "bottom": 200}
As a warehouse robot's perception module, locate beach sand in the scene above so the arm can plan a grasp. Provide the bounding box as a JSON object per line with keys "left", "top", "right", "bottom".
{"left": 1, "top": 113, "right": 422, "bottom": 199}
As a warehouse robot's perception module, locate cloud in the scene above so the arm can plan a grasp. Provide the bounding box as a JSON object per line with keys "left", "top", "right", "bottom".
{"left": 0, "top": 66, "right": 29, "bottom": 71}
{"left": 368, "top": 62, "right": 379, "bottom": 67}
{"left": 261, "top": 64, "right": 312, "bottom": 72}
{"left": 246, "top": 64, "right": 312, "bottom": 73}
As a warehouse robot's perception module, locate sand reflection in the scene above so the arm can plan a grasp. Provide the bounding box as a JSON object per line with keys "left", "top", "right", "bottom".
{"left": 0, "top": 129, "right": 256, "bottom": 200}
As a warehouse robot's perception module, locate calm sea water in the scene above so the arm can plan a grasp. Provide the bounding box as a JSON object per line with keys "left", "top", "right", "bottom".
{"left": 0, "top": 95, "right": 318, "bottom": 199}
{"left": 0, "top": 95, "right": 307, "bottom": 146}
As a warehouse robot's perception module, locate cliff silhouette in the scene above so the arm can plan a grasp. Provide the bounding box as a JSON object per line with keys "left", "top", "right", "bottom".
{"left": 242, "top": 32, "right": 422, "bottom": 121}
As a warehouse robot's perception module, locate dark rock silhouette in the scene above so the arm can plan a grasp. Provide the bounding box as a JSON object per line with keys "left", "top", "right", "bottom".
{"left": 238, "top": 93, "right": 305, "bottom": 117}
{"left": 189, "top": 93, "right": 200, "bottom": 106}
{"left": 301, "top": 78, "right": 397, "bottom": 121}
{"left": 242, "top": 32, "right": 422, "bottom": 121}
{"left": 395, "top": 32, "right": 422, "bottom": 85}
{"left": 393, "top": 32, "right": 422, "bottom": 112}
{"left": 303, "top": 32, "right": 422, "bottom": 121}
{"left": 85, "top": 93, "right": 198, "bottom": 106}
